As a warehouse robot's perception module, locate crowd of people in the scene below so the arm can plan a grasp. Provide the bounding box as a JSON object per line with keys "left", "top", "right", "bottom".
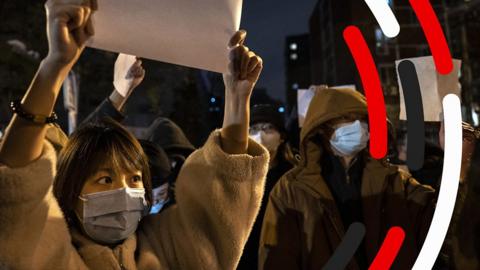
{"left": 0, "top": 0, "right": 479, "bottom": 269}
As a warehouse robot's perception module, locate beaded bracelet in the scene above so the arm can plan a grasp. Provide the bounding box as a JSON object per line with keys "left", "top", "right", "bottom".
{"left": 10, "top": 100, "right": 58, "bottom": 124}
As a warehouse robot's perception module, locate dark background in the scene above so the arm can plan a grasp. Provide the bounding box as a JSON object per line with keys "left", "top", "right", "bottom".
{"left": 1, "top": 0, "right": 480, "bottom": 146}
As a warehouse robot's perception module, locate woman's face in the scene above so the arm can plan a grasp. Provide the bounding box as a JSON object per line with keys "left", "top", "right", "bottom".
{"left": 79, "top": 162, "right": 144, "bottom": 196}
{"left": 74, "top": 161, "right": 144, "bottom": 218}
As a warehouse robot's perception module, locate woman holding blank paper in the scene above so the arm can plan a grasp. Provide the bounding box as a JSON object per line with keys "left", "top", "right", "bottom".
{"left": 0, "top": 0, "right": 268, "bottom": 269}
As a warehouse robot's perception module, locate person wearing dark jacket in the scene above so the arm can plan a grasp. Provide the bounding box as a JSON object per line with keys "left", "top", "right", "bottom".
{"left": 237, "top": 104, "right": 295, "bottom": 270}
{"left": 452, "top": 126, "right": 479, "bottom": 269}
{"left": 259, "top": 87, "right": 443, "bottom": 270}
{"left": 139, "top": 139, "right": 173, "bottom": 214}
{"left": 144, "top": 117, "right": 196, "bottom": 173}
{"left": 409, "top": 141, "right": 444, "bottom": 189}
{"left": 82, "top": 54, "right": 195, "bottom": 208}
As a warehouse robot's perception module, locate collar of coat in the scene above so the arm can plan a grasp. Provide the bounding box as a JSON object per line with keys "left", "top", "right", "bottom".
{"left": 293, "top": 142, "right": 398, "bottom": 207}
{"left": 70, "top": 226, "right": 138, "bottom": 269}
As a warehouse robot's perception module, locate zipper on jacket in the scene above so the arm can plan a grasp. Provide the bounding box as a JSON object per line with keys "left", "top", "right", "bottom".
{"left": 345, "top": 157, "right": 357, "bottom": 184}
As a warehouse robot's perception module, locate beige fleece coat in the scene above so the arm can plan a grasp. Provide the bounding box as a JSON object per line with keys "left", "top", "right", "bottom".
{"left": 0, "top": 130, "right": 269, "bottom": 270}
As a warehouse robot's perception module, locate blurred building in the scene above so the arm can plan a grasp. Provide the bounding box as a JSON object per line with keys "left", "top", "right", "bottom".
{"left": 306, "top": 0, "right": 480, "bottom": 127}
{"left": 308, "top": 0, "right": 373, "bottom": 90}
{"left": 445, "top": 0, "right": 480, "bottom": 125}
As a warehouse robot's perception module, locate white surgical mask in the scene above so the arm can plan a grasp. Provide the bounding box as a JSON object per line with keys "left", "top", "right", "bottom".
{"left": 250, "top": 132, "right": 262, "bottom": 145}
{"left": 150, "top": 183, "right": 169, "bottom": 215}
{"left": 76, "top": 187, "right": 147, "bottom": 245}
{"left": 329, "top": 120, "right": 369, "bottom": 157}
{"left": 249, "top": 131, "right": 282, "bottom": 153}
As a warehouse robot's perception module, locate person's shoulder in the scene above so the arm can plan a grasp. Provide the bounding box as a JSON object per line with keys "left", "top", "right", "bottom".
{"left": 268, "top": 166, "right": 307, "bottom": 201}
{"left": 389, "top": 165, "right": 436, "bottom": 195}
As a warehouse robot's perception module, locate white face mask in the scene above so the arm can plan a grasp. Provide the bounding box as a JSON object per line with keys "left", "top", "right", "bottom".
{"left": 250, "top": 132, "right": 262, "bottom": 145}
{"left": 77, "top": 187, "right": 147, "bottom": 245}
{"left": 249, "top": 131, "right": 282, "bottom": 154}
{"left": 329, "top": 120, "right": 369, "bottom": 157}
{"left": 150, "top": 183, "right": 169, "bottom": 215}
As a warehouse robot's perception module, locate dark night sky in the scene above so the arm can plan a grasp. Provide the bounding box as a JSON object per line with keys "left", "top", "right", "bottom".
{"left": 240, "top": 0, "right": 317, "bottom": 103}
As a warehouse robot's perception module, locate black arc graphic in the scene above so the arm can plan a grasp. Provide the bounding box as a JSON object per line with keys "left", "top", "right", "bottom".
{"left": 398, "top": 60, "right": 425, "bottom": 171}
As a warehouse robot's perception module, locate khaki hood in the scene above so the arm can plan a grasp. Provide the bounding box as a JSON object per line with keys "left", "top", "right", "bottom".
{"left": 299, "top": 88, "right": 368, "bottom": 165}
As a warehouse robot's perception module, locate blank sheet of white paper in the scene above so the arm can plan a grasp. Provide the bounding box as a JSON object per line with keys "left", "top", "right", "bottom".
{"left": 88, "top": 0, "right": 243, "bottom": 73}
{"left": 395, "top": 56, "right": 462, "bottom": 122}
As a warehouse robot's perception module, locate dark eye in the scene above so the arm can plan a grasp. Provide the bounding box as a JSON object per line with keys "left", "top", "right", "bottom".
{"left": 132, "top": 175, "right": 142, "bottom": 183}
{"left": 97, "top": 177, "right": 113, "bottom": 185}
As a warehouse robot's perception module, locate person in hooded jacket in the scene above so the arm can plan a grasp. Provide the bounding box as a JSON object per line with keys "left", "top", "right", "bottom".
{"left": 452, "top": 128, "right": 480, "bottom": 269}
{"left": 138, "top": 139, "right": 173, "bottom": 214}
{"left": 0, "top": 1, "right": 269, "bottom": 269}
{"left": 259, "top": 87, "right": 441, "bottom": 270}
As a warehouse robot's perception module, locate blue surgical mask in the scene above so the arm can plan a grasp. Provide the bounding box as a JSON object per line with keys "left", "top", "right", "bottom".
{"left": 150, "top": 200, "right": 169, "bottom": 214}
{"left": 329, "top": 120, "right": 369, "bottom": 156}
{"left": 150, "top": 183, "right": 170, "bottom": 215}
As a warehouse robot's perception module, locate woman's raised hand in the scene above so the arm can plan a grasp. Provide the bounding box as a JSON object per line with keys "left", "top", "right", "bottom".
{"left": 221, "top": 30, "right": 263, "bottom": 155}
{"left": 223, "top": 30, "right": 263, "bottom": 98}
{"left": 45, "top": 0, "right": 97, "bottom": 67}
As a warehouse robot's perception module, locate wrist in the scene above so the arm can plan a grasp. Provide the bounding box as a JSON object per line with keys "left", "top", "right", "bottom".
{"left": 225, "top": 89, "right": 251, "bottom": 107}
{"left": 42, "top": 55, "right": 74, "bottom": 73}
{"left": 109, "top": 90, "right": 126, "bottom": 112}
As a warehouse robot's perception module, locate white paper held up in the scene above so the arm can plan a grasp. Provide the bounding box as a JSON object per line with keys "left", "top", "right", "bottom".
{"left": 297, "top": 88, "right": 315, "bottom": 128}
{"left": 297, "top": 85, "right": 357, "bottom": 128}
{"left": 395, "top": 56, "right": 462, "bottom": 121}
{"left": 88, "top": 0, "right": 243, "bottom": 73}
{"left": 113, "top": 54, "right": 138, "bottom": 97}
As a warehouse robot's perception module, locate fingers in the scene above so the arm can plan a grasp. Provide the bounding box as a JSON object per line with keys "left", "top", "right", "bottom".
{"left": 226, "top": 29, "right": 262, "bottom": 82}
{"left": 84, "top": 15, "right": 95, "bottom": 36}
{"left": 55, "top": 5, "right": 85, "bottom": 29}
{"left": 47, "top": 0, "right": 95, "bottom": 8}
{"left": 228, "top": 45, "right": 241, "bottom": 78}
{"left": 127, "top": 60, "right": 145, "bottom": 79}
{"left": 77, "top": 5, "right": 93, "bottom": 44}
{"left": 47, "top": 0, "right": 96, "bottom": 42}
{"left": 229, "top": 44, "right": 262, "bottom": 81}
{"left": 228, "top": 29, "right": 247, "bottom": 48}
{"left": 247, "top": 55, "right": 262, "bottom": 74}
{"left": 70, "top": 5, "right": 93, "bottom": 46}
{"left": 241, "top": 50, "right": 254, "bottom": 78}
{"left": 248, "top": 56, "right": 263, "bottom": 82}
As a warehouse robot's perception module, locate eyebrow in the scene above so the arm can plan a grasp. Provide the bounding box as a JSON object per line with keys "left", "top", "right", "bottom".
{"left": 95, "top": 168, "right": 142, "bottom": 177}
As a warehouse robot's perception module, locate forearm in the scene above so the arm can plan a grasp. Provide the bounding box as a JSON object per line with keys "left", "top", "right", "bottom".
{"left": 0, "top": 59, "right": 70, "bottom": 167}
{"left": 81, "top": 95, "right": 125, "bottom": 126}
{"left": 156, "top": 130, "right": 268, "bottom": 269}
{"left": 221, "top": 91, "right": 250, "bottom": 155}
